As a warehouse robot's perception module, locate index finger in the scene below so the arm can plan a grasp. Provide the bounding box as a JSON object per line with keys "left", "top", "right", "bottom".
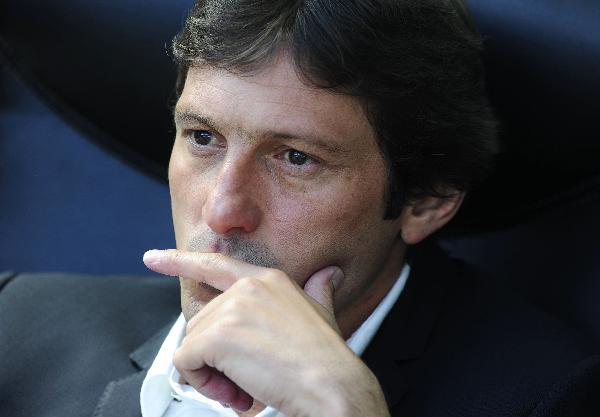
{"left": 143, "top": 249, "right": 263, "bottom": 292}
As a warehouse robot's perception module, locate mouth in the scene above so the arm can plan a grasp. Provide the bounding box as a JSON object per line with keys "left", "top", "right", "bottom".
{"left": 188, "top": 243, "right": 225, "bottom": 302}
{"left": 208, "top": 239, "right": 238, "bottom": 258}
{"left": 182, "top": 236, "right": 288, "bottom": 315}
{"left": 208, "top": 240, "right": 221, "bottom": 253}
{"left": 195, "top": 281, "right": 222, "bottom": 299}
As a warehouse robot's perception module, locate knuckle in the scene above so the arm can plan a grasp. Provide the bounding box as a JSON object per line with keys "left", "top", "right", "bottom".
{"left": 223, "top": 297, "right": 244, "bottom": 314}
{"left": 209, "top": 321, "right": 233, "bottom": 341}
{"left": 185, "top": 319, "right": 196, "bottom": 335}
{"left": 236, "top": 276, "right": 265, "bottom": 294}
{"left": 265, "top": 269, "right": 294, "bottom": 290}
{"left": 263, "top": 269, "right": 282, "bottom": 284}
{"left": 172, "top": 347, "right": 186, "bottom": 369}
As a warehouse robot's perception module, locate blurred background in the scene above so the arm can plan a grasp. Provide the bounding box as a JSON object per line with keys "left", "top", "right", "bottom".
{"left": 1, "top": 1, "right": 599, "bottom": 343}
{"left": 1, "top": 0, "right": 196, "bottom": 274}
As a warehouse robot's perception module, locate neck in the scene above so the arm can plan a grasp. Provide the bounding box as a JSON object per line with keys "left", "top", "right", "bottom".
{"left": 337, "top": 239, "right": 407, "bottom": 340}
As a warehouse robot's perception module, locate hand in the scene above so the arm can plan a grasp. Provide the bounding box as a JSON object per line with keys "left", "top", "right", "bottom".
{"left": 143, "top": 249, "right": 390, "bottom": 417}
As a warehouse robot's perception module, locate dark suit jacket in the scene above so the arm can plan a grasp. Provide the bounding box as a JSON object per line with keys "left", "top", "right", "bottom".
{"left": 1, "top": 242, "right": 599, "bottom": 417}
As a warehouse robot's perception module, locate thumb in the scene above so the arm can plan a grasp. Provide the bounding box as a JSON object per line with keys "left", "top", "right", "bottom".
{"left": 303, "top": 266, "right": 345, "bottom": 315}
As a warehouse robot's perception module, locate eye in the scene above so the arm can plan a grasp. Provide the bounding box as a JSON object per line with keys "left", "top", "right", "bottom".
{"left": 191, "top": 130, "right": 215, "bottom": 146}
{"left": 284, "top": 149, "right": 309, "bottom": 165}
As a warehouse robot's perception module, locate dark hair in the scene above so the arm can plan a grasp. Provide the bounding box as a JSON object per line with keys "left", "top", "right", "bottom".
{"left": 172, "top": 0, "right": 499, "bottom": 219}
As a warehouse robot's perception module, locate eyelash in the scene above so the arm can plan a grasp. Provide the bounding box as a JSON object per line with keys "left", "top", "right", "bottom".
{"left": 186, "top": 129, "right": 221, "bottom": 147}
{"left": 184, "top": 129, "right": 321, "bottom": 174}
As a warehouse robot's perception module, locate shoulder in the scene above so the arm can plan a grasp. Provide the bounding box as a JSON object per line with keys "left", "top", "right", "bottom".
{"left": 377, "top": 243, "right": 600, "bottom": 416}
{"left": 0, "top": 271, "right": 179, "bottom": 340}
{"left": 432, "top": 264, "right": 600, "bottom": 415}
{"left": 0, "top": 270, "right": 178, "bottom": 320}
{"left": 406, "top": 241, "right": 595, "bottom": 362}
{"left": 0, "top": 272, "right": 180, "bottom": 416}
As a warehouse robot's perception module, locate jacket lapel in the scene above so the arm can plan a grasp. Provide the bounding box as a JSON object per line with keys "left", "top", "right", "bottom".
{"left": 92, "top": 323, "right": 174, "bottom": 417}
{"left": 362, "top": 240, "right": 455, "bottom": 409}
{"left": 92, "top": 241, "right": 455, "bottom": 415}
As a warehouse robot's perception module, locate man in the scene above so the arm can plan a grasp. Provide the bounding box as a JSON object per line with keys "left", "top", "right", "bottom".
{"left": 1, "top": 1, "right": 599, "bottom": 416}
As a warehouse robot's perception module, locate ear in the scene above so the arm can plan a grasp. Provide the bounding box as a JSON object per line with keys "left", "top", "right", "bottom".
{"left": 399, "top": 190, "right": 465, "bottom": 244}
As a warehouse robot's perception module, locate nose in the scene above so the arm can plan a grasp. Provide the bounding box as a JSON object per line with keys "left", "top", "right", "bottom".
{"left": 202, "top": 158, "right": 262, "bottom": 235}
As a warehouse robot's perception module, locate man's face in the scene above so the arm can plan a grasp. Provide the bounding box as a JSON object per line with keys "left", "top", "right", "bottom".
{"left": 170, "top": 55, "right": 404, "bottom": 322}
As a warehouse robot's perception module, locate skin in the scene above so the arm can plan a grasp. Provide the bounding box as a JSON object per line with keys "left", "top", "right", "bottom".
{"left": 144, "top": 53, "right": 463, "bottom": 417}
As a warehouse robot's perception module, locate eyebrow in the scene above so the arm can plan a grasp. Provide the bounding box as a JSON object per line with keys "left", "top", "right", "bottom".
{"left": 174, "top": 109, "right": 351, "bottom": 156}
{"left": 174, "top": 111, "right": 218, "bottom": 131}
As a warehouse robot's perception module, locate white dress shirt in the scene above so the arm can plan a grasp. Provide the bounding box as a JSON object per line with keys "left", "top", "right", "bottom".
{"left": 140, "top": 263, "right": 410, "bottom": 417}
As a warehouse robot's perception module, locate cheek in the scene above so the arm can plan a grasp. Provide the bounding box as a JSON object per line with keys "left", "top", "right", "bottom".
{"left": 264, "top": 170, "right": 390, "bottom": 280}
{"left": 168, "top": 146, "right": 206, "bottom": 245}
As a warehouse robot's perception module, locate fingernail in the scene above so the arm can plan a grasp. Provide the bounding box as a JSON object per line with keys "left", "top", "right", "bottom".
{"left": 143, "top": 249, "right": 163, "bottom": 266}
{"left": 330, "top": 267, "right": 344, "bottom": 290}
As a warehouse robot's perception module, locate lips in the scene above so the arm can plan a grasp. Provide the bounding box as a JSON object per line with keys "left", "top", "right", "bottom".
{"left": 208, "top": 240, "right": 236, "bottom": 257}
{"left": 208, "top": 241, "right": 222, "bottom": 253}
{"left": 194, "top": 281, "right": 223, "bottom": 304}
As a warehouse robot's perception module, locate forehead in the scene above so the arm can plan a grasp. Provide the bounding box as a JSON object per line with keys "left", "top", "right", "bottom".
{"left": 176, "top": 56, "right": 376, "bottom": 149}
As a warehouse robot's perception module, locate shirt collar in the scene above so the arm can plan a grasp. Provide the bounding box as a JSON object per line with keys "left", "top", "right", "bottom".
{"left": 140, "top": 263, "right": 410, "bottom": 417}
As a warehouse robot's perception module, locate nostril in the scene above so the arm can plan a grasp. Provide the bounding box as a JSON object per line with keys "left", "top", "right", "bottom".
{"left": 203, "top": 194, "right": 261, "bottom": 235}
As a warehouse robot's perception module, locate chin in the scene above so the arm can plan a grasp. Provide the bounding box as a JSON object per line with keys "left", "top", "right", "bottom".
{"left": 181, "top": 282, "right": 223, "bottom": 321}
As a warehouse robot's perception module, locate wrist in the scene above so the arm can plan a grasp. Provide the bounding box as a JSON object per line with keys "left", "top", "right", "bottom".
{"left": 310, "top": 353, "right": 390, "bottom": 417}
